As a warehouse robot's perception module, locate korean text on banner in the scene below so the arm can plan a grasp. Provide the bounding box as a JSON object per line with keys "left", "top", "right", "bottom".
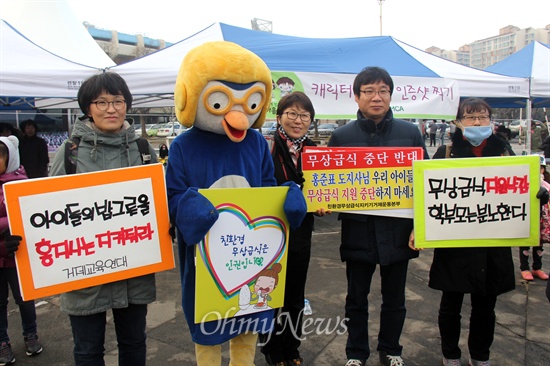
{"left": 195, "top": 187, "right": 289, "bottom": 324}
{"left": 413, "top": 155, "right": 540, "bottom": 248}
{"left": 267, "top": 72, "right": 459, "bottom": 120}
{"left": 302, "top": 146, "right": 423, "bottom": 217}
{"left": 4, "top": 164, "right": 174, "bottom": 300}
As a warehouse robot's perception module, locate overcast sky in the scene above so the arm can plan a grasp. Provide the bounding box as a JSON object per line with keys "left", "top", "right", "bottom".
{"left": 65, "top": 0, "right": 550, "bottom": 50}
{"left": 2, "top": 0, "right": 548, "bottom": 51}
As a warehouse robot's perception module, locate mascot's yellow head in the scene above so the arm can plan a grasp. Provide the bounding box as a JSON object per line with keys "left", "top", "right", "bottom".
{"left": 174, "top": 41, "right": 272, "bottom": 142}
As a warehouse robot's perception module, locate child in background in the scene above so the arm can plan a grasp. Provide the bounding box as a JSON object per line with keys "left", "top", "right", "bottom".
{"left": 0, "top": 135, "right": 43, "bottom": 365}
{"left": 520, "top": 155, "right": 550, "bottom": 281}
{"left": 158, "top": 143, "right": 169, "bottom": 166}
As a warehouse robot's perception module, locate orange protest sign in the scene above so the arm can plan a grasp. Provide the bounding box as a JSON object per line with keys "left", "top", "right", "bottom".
{"left": 3, "top": 164, "right": 174, "bottom": 300}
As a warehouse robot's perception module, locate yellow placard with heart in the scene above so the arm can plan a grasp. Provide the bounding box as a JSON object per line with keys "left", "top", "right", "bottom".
{"left": 195, "top": 187, "right": 289, "bottom": 323}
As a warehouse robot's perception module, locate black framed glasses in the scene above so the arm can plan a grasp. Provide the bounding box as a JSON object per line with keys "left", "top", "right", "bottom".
{"left": 92, "top": 100, "right": 126, "bottom": 111}
{"left": 283, "top": 111, "right": 311, "bottom": 122}
{"left": 359, "top": 89, "right": 391, "bottom": 98}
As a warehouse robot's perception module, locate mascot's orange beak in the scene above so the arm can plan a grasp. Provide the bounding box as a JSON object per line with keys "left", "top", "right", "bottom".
{"left": 222, "top": 110, "right": 250, "bottom": 143}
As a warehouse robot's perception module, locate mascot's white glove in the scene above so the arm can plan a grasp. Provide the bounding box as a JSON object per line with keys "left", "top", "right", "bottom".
{"left": 176, "top": 187, "right": 219, "bottom": 245}
{"left": 282, "top": 181, "right": 307, "bottom": 230}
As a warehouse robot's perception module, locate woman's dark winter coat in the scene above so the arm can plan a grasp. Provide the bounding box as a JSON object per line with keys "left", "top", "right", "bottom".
{"left": 271, "top": 132, "right": 316, "bottom": 245}
{"left": 429, "top": 129, "right": 516, "bottom": 295}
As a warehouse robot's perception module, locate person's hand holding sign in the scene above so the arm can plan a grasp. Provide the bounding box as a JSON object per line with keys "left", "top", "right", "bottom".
{"left": 1, "top": 228, "right": 22, "bottom": 257}
{"left": 408, "top": 229, "right": 422, "bottom": 251}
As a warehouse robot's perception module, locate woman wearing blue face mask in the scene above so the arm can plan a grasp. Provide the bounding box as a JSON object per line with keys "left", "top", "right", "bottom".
{"left": 432, "top": 98, "right": 504, "bottom": 159}
{"left": 430, "top": 98, "right": 515, "bottom": 366}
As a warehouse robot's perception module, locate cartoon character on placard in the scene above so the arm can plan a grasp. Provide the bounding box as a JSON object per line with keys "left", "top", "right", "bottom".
{"left": 235, "top": 263, "right": 282, "bottom": 316}
{"left": 165, "top": 41, "right": 307, "bottom": 365}
{"left": 252, "top": 263, "right": 281, "bottom": 309}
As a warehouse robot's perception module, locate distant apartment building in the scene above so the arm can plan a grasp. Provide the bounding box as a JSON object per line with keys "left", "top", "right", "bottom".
{"left": 425, "top": 24, "right": 550, "bottom": 69}
{"left": 456, "top": 45, "right": 471, "bottom": 67}
{"left": 425, "top": 46, "right": 458, "bottom": 62}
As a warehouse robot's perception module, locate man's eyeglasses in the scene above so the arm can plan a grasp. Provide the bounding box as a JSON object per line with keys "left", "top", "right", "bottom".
{"left": 92, "top": 100, "right": 126, "bottom": 111}
{"left": 461, "top": 115, "right": 490, "bottom": 123}
{"left": 283, "top": 111, "right": 311, "bottom": 122}
{"left": 359, "top": 89, "right": 390, "bottom": 98}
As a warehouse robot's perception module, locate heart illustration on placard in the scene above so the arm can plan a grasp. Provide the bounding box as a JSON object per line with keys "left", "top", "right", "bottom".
{"left": 198, "top": 203, "right": 286, "bottom": 299}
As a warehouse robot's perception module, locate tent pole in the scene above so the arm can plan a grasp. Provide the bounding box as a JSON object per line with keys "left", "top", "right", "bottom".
{"left": 526, "top": 99, "right": 532, "bottom": 154}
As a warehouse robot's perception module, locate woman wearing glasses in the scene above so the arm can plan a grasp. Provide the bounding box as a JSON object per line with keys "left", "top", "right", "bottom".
{"left": 260, "top": 92, "right": 329, "bottom": 366}
{"left": 430, "top": 98, "right": 516, "bottom": 366}
{"left": 49, "top": 72, "right": 158, "bottom": 366}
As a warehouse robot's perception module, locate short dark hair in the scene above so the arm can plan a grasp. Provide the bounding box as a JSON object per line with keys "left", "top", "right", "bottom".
{"left": 21, "top": 119, "right": 38, "bottom": 132}
{"left": 496, "top": 126, "right": 512, "bottom": 140}
{"left": 276, "top": 91, "right": 315, "bottom": 121}
{"left": 456, "top": 98, "right": 492, "bottom": 120}
{"left": 353, "top": 66, "right": 394, "bottom": 96}
{"left": 77, "top": 72, "right": 133, "bottom": 116}
{"left": 0, "top": 123, "right": 16, "bottom": 135}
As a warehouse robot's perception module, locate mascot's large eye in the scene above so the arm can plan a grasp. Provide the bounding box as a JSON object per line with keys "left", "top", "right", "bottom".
{"left": 242, "top": 87, "right": 266, "bottom": 115}
{"left": 205, "top": 90, "right": 231, "bottom": 115}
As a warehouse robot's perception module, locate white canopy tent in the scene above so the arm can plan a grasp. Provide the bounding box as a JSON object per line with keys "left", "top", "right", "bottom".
{"left": 0, "top": 20, "right": 102, "bottom": 105}
{"left": 103, "top": 23, "right": 529, "bottom": 119}
{"left": 486, "top": 41, "right": 550, "bottom": 107}
{"left": 1, "top": 19, "right": 529, "bottom": 118}
{"left": 1, "top": 0, "right": 115, "bottom": 68}
{"left": 486, "top": 41, "right": 550, "bottom": 153}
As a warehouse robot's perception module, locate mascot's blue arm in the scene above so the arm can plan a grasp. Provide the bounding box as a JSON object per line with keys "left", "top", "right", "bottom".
{"left": 166, "top": 138, "right": 219, "bottom": 246}
{"left": 282, "top": 181, "right": 307, "bottom": 230}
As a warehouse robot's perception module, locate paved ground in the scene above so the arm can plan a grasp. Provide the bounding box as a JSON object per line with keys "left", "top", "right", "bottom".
{"left": 20, "top": 135, "right": 549, "bottom": 366}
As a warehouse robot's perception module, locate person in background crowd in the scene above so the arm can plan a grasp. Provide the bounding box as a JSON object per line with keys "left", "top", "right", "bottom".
{"left": 494, "top": 125, "right": 516, "bottom": 156}
{"left": 158, "top": 143, "right": 169, "bottom": 165}
{"left": 259, "top": 92, "right": 330, "bottom": 366}
{"left": 19, "top": 120, "right": 49, "bottom": 178}
{"left": 429, "top": 120, "right": 438, "bottom": 147}
{"left": 539, "top": 134, "right": 550, "bottom": 164}
{"left": 438, "top": 120, "right": 448, "bottom": 146}
{"left": 48, "top": 72, "right": 158, "bottom": 366}
{"left": 0, "top": 135, "right": 43, "bottom": 366}
{"left": 521, "top": 120, "right": 546, "bottom": 152}
{"left": 420, "top": 120, "right": 428, "bottom": 142}
{"left": 328, "top": 66, "right": 428, "bottom": 366}
{"left": 518, "top": 155, "right": 550, "bottom": 281}
{"left": 0, "top": 122, "right": 16, "bottom": 138}
{"left": 540, "top": 121, "right": 549, "bottom": 146}
{"left": 429, "top": 98, "right": 522, "bottom": 366}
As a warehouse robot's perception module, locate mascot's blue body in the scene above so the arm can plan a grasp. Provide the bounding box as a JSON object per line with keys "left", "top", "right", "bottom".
{"left": 167, "top": 129, "right": 276, "bottom": 345}
{"left": 166, "top": 41, "right": 306, "bottom": 346}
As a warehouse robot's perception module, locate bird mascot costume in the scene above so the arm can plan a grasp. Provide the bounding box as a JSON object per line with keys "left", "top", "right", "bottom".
{"left": 165, "top": 41, "right": 307, "bottom": 365}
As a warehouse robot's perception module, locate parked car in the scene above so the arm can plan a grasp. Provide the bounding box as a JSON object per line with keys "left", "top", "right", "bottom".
{"left": 146, "top": 123, "right": 164, "bottom": 137}
{"left": 508, "top": 120, "right": 526, "bottom": 137}
{"left": 156, "top": 123, "right": 185, "bottom": 137}
{"left": 316, "top": 123, "right": 339, "bottom": 136}
{"left": 508, "top": 119, "right": 543, "bottom": 138}
{"left": 134, "top": 123, "right": 155, "bottom": 136}
{"left": 261, "top": 121, "right": 277, "bottom": 136}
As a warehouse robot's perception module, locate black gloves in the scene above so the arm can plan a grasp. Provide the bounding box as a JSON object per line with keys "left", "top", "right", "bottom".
{"left": 4, "top": 235, "right": 21, "bottom": 257}
{"left": 537, "top": 187, "right": 549, "bottom": 206}
{"left": 1, "top": 228, "right": 22, "bottom": 257}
